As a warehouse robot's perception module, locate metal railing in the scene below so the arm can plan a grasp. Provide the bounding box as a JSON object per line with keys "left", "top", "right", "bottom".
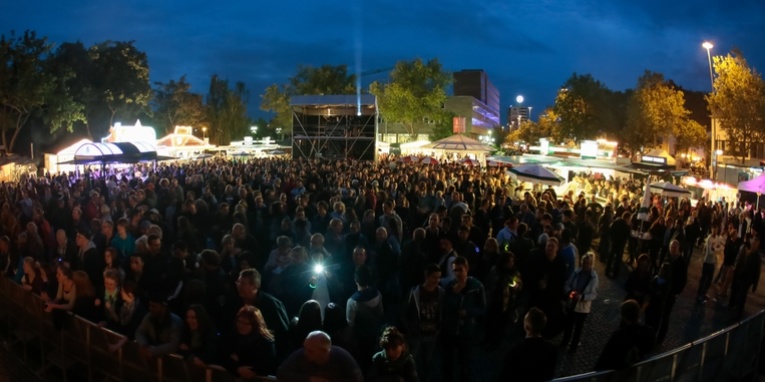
{"left": 553, "top": 308, "right": 765, "bottom": 382}
{"left": 0, "top": 276, "right": 276, "bottom": 382}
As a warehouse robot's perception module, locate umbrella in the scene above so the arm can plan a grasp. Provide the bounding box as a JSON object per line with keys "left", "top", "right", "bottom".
{"left": 195, "top": 153, "right": 213, "bottom": 160}
{"left": 650, "top": 182, "right": 692, "bottom": 198}
{"left": 459, "top": 157, "right": 480, "bottom": 166}
{"left": 509, "top": 164, "right": 564, "bottom": 186}
{"left": 399, "top": 155, "right": 418, "bottom": 164}
{"left": 487, "top": 160, "right": 512, "bottom": 168}
{"left": 420, "top": 157, "right": 439, "bottom": 165}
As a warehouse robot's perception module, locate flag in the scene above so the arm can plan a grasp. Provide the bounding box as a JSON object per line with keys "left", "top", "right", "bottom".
{"left": 637, "top": 181, "right": 652, "bottom": 222}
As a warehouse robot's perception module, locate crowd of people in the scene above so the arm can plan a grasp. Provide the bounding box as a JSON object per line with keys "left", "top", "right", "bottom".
{"left": 0, "top": 155, "right": 761, "bottom": 381}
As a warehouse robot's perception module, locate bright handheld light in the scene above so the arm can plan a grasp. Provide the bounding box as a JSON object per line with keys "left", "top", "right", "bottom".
{"left": 313, "top": 264, "right": 324, "bottom": 274}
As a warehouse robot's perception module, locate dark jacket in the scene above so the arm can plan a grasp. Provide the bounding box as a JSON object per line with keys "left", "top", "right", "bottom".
{"left": 498, "top": 337, "right": 557, "bottom": 382}
{"left": 222, "top": 332, "right": 276, "bottom": 377}
{"left": 595, "top": 322, "right": 655, "bottom": 370}
{"left": 369, "top": 351, "right": 419, "bottom": 382}
{"left": 442, "top": 276, "right": 486, "bottom": 337}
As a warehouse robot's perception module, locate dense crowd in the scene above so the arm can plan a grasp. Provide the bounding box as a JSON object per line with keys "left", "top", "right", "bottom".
{"left": 0, "top": 156, "right": 761, "bottom": 381}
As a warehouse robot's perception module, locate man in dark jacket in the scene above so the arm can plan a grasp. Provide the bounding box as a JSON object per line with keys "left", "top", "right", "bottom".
{"left": 730, "top": 234, "right": 762, "bottom": 319}
{"left": 498, "top": 307, "right": 557, "bottom": 382}
{"left": 595, "top": 299, "right": 654, "bottom": 370}
{"left": 441, "top": 256, "right": 485, "bottom": 382}
{"left": 607, "top": 211, "right": 631, "bottom": 278}
{"left": 74, "top": 228, "right": 104, "bottom": 288}
{"left": 235, "top": 268, "right": 290, "bottom": 361}
{"left": 402, "top": 263, "right": 443, "bottom": 382}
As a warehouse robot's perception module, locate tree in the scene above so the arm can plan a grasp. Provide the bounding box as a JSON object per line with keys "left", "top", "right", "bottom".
{"left": 370, "top": 58, "right": 451, "bottom": 138}
{"left": 261, "top": 64, "right": 357, "bottom": 135}
{"left": 91, "top": 41, "right": 152, "bottom": 139}
{"left": 50, "top": 40, "right": 152, "bottom": 140}
{"left": 674, "top": 119, "right": 708, "bottom": 155}
{"left": 428, "top": 110, "right": 456, "bottom": 141}
{"left": 0, "top": 30, "right": 84, "bottom": 153}
{"left": 707, "top": 50, "right": 765, "bottom": 164}
{"left": 207, "top": 75, "right": 250, "bottom": 145}
{"left": 624, "top": 71, "right": 698, "bottom": 153}
{"left": 152, "top": 75, "right": 206, "bottom": 134}
{"left": 553, "top": 73, "right": 616, "bottom": 142}
{"left": 506, "top": 108, "right": 562, "bottom": 145}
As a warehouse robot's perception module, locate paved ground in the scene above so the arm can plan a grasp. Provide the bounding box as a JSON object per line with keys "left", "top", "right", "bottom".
{"left": 462, "top": 243, "right": 765, "bottom": 381}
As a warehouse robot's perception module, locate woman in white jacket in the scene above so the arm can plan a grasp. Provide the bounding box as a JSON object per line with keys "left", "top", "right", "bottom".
{"left": 560, "top": 252, "right": 599, "bottom": 352}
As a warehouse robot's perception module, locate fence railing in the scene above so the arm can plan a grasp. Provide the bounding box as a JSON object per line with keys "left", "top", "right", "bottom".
{"left": 4, "top": 272, "right": 763, "bottom": 382}
{"left": 0, "top": 276, "right": 276, "bottom": 382}
{"left": 553, "top": 307, "right": 765, "bottom": 382}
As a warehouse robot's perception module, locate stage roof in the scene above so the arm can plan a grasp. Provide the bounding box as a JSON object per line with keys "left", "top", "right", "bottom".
{"left": 290, "top": 94, "right": 377, "bottom": 107}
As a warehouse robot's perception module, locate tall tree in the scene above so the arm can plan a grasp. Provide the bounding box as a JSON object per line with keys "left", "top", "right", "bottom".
{"left": 428, "top": 110, "right": 457, "bottom": 141}
{"left": 370, "top": 58, "right": 451, "bottom": 138}
{"left": 152, "top": 75, "right": 206, "bottom": 134}
{"left": 553, "top": 73, "right": 615, "bottom": 142}
{"left": 506, "top": 108, "right": 562, "bottom": 145}
{"left": 207, "top": 75, "right": 250, "bottom": 145}
{"left": 261, "top": 64, "right": 357, "bottom": 135}
{"left": 706, "top": 50, "right": 765, "bottom": 163}
{"left": 624, "top": 71, "right": 700, "bottom": 153}
{"left": 50, "top": 40, "right": 152, "bottom": 140}
{"left": 674, "top": 119, "right": 708, "bottom": 155}
{"left": 0, "top": 30, "right": 84, "bottom": 153}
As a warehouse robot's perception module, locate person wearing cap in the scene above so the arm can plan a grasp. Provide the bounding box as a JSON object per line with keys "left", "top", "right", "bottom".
{"left": 135, "top": 293, "right": 183, "bottom": 359}
{"left": 74, "top": 228, "right": 104, "bottom": 288}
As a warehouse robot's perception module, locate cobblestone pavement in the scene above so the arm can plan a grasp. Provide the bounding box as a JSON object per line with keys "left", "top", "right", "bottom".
{"left": 464, "top": 244, "right": 765, "bottom": 381}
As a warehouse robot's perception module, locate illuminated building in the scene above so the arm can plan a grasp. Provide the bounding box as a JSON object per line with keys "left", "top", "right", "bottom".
{"left": 444, "top": 70, "right": 501, "bottom": 138}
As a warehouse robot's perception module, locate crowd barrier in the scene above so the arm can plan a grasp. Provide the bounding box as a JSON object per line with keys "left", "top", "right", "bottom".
{"left": 0, "top": 276, "right": 277, "bottom": 382}
{"left": 4, "top": 272, "right": 763, "bottom": 382}
{"left": 553, "top": 308, "right": 765, "bottom": 382}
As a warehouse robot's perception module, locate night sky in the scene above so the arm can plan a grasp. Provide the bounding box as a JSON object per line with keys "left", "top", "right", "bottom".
{"left": 3, "top": 0, "right": 764, "bottom": 125}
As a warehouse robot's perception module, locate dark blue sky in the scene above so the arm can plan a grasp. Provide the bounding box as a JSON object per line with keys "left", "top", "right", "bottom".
{"left": 3, "top": 0, "right": 764, "bottom": 125}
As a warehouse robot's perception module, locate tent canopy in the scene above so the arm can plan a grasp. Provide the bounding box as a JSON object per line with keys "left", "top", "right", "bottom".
{"left": 425, "top": 134, "right": 495, "bottom": 152}
{"left": 637, "top": 149, "right": 676, "bottom": 168}
{"left": 738, "top": 172, "right": 765, "bottom": 194}
{"left": 60, "top": 142, "right": 163, "bottom": 165}
{"left": 650, "top": 182, "right": 692, "bottom": 198}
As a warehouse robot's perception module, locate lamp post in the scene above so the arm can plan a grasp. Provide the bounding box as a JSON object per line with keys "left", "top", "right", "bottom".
{"left": 703, "top": 42, "right": 714, "bottom": 89}
{"left": 703, "top": 41, "right": 716, "bottom": 180}
{"left": 202, "top": 127, "right": 207, "bottom": 140}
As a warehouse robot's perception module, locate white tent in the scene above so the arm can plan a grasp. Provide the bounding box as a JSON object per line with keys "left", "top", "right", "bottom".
{"left": 425, "top": 134, "right": 495, "bottom": 153}
{"left": 650, "top": 182, "right": 692, "bottom": 198}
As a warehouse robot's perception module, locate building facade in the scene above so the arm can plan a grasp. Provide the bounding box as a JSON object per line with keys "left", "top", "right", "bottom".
{"left": 446, "top": 69, "right": 501, "bottom": 138}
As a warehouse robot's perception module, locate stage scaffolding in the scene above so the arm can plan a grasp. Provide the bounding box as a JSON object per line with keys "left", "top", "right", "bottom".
{"left": 291, "top": 95, "right": 378, "bottom": 161}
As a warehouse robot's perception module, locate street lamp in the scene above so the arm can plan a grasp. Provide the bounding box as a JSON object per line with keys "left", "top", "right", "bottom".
{"left": 702, "top": 42, "right": 714, "bottom": 89}
{"left": 202, "top": 127, "right": 207, "bottom": 140}
{"left": 516, "top": 95, "right": 524, "bottom": 129}
{"left": 703, "top": 41, "right": 716, "bottom": 179}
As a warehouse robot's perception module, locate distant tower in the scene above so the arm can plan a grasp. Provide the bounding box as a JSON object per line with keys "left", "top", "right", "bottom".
{"left": 508, "top": 106, "right": 530, "bottom": 130}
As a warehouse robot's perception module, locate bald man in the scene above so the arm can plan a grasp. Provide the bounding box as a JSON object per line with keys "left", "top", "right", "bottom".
{"left": 277, "top": 331, "right": 363, "bottom": 382}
